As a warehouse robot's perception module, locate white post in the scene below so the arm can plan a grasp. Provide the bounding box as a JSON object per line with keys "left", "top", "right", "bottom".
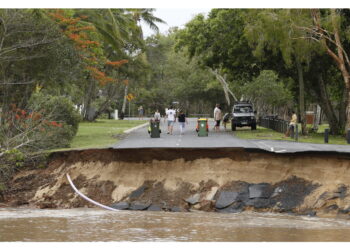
{"left": 114, "top": 109, "right": 119, "bottom": 120}
{"left": 314, "top": 105, "right": 321, "bottom": 130}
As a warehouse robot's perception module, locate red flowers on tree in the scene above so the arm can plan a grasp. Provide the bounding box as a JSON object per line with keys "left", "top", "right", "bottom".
{"left": 48, "top": 10, "right": 128, "bottom": 86}
{"left": 4, "top": 104, "right": 64, "bottom": 141}
{"left": 106, "top": 59, "right": 128, "bottom": 67}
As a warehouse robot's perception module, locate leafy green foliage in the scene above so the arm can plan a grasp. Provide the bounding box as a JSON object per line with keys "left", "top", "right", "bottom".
{"left": 0, "top": 9, "right": 84, "bottom": 109}
{"left": 3, "top": 149, "right": 25, "bottom": 167}
{"left": 28, "top": 93, "right": 82, "bottom": 148}
{"left": 243, "top": 70, "right": 293, "bottom": 109}
{"left": 176, "top": 9, "right": 259, "bottom": 82}
{"left": 139, "top": 32, "right": 225, "bottom": 114}
{"left": 243, "top": 9, "right": 323, "bottom": 67}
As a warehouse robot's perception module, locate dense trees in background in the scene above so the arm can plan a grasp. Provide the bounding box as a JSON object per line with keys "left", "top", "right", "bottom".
{"left": 136, "top": 31, "right": 224, "bottom": 115}
{"left": 175, "top": 10, "right": 260, "bottom": 106}
{"left": 0, "top": 9, "right": 82, "bottom": 113}
{"left": 243, "top": 9, "right": 319, "bottom": 134}
{"left": 308, "top": 9, "right": 350, "bottom": 133}
{"left": 176, "top": 9, "right": 350, "bottom": 135}
{"left": 242, "top": 9, "right": 350, "bottom": 134}
{"left": 0, "top": 8, "right": 164, "bottom": 122}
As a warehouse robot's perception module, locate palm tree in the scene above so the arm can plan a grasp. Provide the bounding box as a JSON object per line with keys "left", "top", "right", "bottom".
{"left": 76, "top": 9, "right": 138, "bottom": 55}
{"left": 127, "top": 9, "right": 166, "bottom": 39}
{"left": 76, "top": 9, "right": 165, "bottom": 116}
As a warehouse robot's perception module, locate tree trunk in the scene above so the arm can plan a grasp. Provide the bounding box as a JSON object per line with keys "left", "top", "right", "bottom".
{"left": 296, "top": 60, "right": 306, "bottom": 135}
{"left": 209, "top": 68, "right": 238, "bottom": 105}
{"left": 339, "top": 88, "right": 347, "bottom": 130}
{"left": 121, "top": 84, "right": 128, "bottom": 114}
{"left": 83, "top": 78, "right": 96, "bottom": 121}
{"left": 347, "top": 87, "right": 350, "bottom": 132}
{"left": 92, "top": 84, "right": 118, "bottom": 121}
{"left": 314, "top": 104, "right": 321, "bottom": 130}
{"left": 317, "top": 75, "right": 341, "bottom": 134}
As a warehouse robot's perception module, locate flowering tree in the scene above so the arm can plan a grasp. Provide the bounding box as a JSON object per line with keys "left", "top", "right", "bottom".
{"left": 48, "top": 10, "right": 129, "bottom": 120}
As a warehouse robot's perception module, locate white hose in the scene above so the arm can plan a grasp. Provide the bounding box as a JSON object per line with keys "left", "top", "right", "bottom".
{"left": 66, "top": 173, "right": 119, "bottom": 211}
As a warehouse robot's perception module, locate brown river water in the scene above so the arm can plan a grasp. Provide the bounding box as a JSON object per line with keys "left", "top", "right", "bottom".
{"left": 1, "top": 208, "right": 350, "bottom": 241}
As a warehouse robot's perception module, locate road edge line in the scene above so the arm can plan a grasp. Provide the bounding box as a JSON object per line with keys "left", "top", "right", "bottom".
{"left": 123, "top": 122, "right": 148, "bottom": 134}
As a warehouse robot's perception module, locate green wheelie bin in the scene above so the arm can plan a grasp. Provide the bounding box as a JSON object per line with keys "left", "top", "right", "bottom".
{"left": 196, "top": 118, "right": 208, "bottom": 137}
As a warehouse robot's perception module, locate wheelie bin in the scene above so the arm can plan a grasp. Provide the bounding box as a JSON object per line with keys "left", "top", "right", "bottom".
{"left": 196, "top": 118, "right": 209, "bottom": 137}
{"left": 148, "top": 119, "right": 161, "bottom": 138}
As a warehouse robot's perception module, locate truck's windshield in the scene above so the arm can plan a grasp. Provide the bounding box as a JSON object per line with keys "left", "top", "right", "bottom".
{"left": 233, "top": 106, "right": 253, "bottom": 113}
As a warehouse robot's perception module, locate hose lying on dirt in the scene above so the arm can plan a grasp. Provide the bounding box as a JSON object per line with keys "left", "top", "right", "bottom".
{"left": 66, "top": 173, "right": 119, "bottom": 212}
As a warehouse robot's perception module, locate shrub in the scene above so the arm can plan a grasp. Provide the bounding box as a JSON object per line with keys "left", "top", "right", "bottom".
{"left": 0, "top": 93, "right": 81, "bottom": 158}
{"left": 27, "top": 93, "right": 82, "bottom": 149}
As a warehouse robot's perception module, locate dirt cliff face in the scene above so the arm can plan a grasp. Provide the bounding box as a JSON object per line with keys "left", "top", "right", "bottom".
{"left": 3, "top": 148, "right": 350, "bottom": 218}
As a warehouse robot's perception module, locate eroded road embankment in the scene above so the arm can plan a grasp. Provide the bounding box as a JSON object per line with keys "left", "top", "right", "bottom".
{"left": 4, "top": 148, "right": 350, "bottom": 218}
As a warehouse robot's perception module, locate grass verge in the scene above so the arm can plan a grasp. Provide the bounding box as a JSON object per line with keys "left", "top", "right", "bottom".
{"left": 233, "top": 125, "right": 348, "bottom": 145}
{"left": 58, "top": 119, "right": 147, "bottom": 150}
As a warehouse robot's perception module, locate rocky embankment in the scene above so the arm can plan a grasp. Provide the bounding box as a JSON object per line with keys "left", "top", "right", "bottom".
{"left": 2, "top": 148, "right": 350, "bottom": 218}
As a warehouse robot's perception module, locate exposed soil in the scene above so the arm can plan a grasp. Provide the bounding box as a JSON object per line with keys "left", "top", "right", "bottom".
{"left": 2, "top": 148, "right": 350, "bottom": 218}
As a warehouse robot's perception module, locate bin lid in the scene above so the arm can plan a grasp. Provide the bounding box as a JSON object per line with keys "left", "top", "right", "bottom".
{"left": 198, "top": 118, "right": 208, "bottom": 121}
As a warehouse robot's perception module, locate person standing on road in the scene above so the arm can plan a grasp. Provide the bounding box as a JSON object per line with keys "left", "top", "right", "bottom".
{"left": 178, "top": 110, "right": 188, "bottom": 135}
{"left": 285, "top": 110, "right": 297, "bottom": 137}
{"left": 163, "top": 108, "right": 167, "bottom": 123}
{"left": 154, "top": 109, "right": 161, "bottom": 122}
{"left": 166, "top": 106, "right": 176, "bottom": 135}
{"left": 138, "top": 105, "right": 144, "bottom": 120}
{"left": 214, "top": 104, "right": 222, "bottom": 132}
{"left": 222, "top": 112, "right": 230, "bottom": 131}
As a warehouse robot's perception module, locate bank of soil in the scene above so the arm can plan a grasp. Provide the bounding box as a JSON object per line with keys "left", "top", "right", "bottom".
{"left": 2, "top": 148, "right": 350, "bottom": 218}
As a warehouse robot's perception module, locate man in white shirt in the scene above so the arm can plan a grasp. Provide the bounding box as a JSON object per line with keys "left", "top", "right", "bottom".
{"left": 214, "top": 104, "right": 222, "bottom": 132}
{"left": 166, "top": 106, "right": 176, "bottom": 135}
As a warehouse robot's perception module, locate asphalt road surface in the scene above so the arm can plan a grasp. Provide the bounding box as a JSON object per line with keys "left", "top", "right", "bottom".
{"left": 113, "top": 118, "right": 350, "bottom": 154}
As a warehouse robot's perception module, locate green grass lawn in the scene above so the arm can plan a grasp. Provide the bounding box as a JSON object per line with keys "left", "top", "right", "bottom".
{"left": 60, "top": 119, "right": 147, "bottom": 150}
{"left": 233, "top": 124, "right": 348, "bottom": 145}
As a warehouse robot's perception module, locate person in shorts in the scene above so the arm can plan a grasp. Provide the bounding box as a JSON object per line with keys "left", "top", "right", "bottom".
{"left": 166, "top": 106, "right": 176, "bottom": 135}
{"left": 138, "top": 105, "right": 144, "bottom": 120}
{"left": 285, "top": 110, "right": 297, "bottom": 137}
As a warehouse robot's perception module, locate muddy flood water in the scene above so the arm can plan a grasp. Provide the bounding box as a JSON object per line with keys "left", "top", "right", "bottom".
{"left": 1, "top": 208, "right": 350, "bottom": 241}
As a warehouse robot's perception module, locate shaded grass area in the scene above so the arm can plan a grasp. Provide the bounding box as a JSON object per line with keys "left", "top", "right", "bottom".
{"left": 233, "top": 124, "right": 348, "bottom": 145}
{"left": 60, "top": 119, "right": 146, "bottom": 150}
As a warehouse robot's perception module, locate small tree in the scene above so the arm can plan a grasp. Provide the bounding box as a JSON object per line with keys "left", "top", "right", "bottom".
{"left": 243, "top": 70, "right": 293, "bottom": 117}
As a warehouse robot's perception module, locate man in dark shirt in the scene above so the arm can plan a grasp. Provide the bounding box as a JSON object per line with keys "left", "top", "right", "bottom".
{"left": 178, "top": 110, "right": 187, "bottom": 135}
